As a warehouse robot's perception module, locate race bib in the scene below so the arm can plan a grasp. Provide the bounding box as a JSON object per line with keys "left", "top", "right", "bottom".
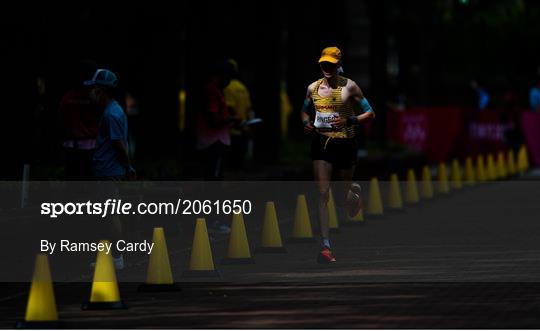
{"left": 314, "top": 111, "right": 339, "bottom": 129}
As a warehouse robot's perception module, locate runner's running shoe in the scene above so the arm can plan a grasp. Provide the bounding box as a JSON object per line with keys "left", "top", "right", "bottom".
{"left": 317, "top": 247, "right": 337, "bottom": 264}
{"left": 346, "top": 183, "right": 363, "bottom": 218}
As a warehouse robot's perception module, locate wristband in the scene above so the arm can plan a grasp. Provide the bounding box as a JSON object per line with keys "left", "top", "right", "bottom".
{"left": 346, "top": 116, "right": 358, "bottom": 127}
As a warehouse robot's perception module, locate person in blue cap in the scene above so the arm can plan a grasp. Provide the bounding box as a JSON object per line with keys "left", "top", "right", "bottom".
{"left": 85, "top": 69, "right": 135, "bottom": 180}
{"left": 85, "top": 69, "right": 133, "bottom": 270}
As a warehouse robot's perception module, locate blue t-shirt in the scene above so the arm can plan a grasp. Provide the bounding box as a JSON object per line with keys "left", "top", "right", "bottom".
{"left": 93, "top": 100, "right": 129, "bottom": 178}
{"left": 478, "top": 88, "right": 490, "bottom": 110}
{"left": 530, "top": 87, "right": 540, "bottom": 111}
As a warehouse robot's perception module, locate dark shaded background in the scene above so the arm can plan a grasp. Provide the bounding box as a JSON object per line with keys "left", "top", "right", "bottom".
{"left": 1, "top": 0, "right": 539, "bottom": 179}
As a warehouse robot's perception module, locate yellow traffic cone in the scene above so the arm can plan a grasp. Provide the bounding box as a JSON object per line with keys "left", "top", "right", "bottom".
{"left": 288, "top": 195, "right": 315, "bottom": 243}
{"left": 420, "top": 166, "right": 434, "bottom": 199}
{"left": 139, "top": 227, "right": 177, "bottom": 292}
{"left": 517, "top": 146, "right": 525, "bottom": 173}
{"left": 497, "top": 151, "right": 508, "bottom": 179}
{"left": 524, "top": 146, "right": 530, "bottom": 170}
{"left": 82, "top": 240, "right": 126, "bottom": 310}
{"left": 222, "top": 213, "right": 255, "bottom": 264}
{"left": 476, "top": 154, "right": 486, "bottom": 182}
{"left": 464, "top": 156, "right": 476, "bottom": 185}
{"left": 183, "top": 218, "right": 220, "bottom": 277}
{"left": 328, "top": 189, "right": 340, "bottom": 233}
{"left": 17, "top": 255, "right": 58, "bottom": 328}
{"left": 367, "top": 177, "right": 384, "bottom": 216}
{"left": 517, "top": 145, "right": 530, "bottom": 173}
{"left": 387, "top": 173, "right": 403, "bottom": 210}
{"left": 256, "top": 201, "right": 287, "bottom": 253}
{"left": 437, "top": 163, "right": 450, "bottom": 194}
{"left": 405, "top": 169, "right": 420, "bottom": 204}
{"left": 450, "top": 159, "right": 462, "bottom": 190}
{"left": 507, "top": 149, "right": 516, "bottom": 176}
{"left": 487, "top": 153, "right": 497, "bottom": 180}
{"left": 524, "top": 145, "right": 530, "bottom": 171}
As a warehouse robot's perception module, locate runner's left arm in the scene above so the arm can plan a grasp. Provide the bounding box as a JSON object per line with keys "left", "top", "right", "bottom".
{"left": 346, "top": 82, "right": 375, "bottom": 126}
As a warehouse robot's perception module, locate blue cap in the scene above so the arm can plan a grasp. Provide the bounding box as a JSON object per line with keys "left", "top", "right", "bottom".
{"left": 84, "top": 69, "right": 118, "bottom": 88}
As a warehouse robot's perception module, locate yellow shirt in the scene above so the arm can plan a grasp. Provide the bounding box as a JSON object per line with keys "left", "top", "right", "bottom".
{"left": 224, "top": 79, "right": 252, "bottom": 136}
{"left": 311, "top": 76, "right": 356, "bottom": 138}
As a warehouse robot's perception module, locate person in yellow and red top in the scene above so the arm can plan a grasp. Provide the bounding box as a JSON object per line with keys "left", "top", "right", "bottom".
{"left": 301, "top": 47, "right": 376, "bottom": 264}
{"left": 224, "top": 59, "right": 254, "bottom": 170}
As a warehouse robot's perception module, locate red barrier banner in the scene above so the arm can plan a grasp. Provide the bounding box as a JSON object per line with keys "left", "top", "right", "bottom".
{"left": 387, "top": 107, "right": 540, "bottom": 165}
{"left": 387, "top": 107, "right": 463, "bottom": 163}
{"left": 387, "top": 110, "right": 428, "bottom": 152}
{"left": 464, "top": 110, "right": 506, "bottom": 157}
{"left": 522, "top": 112, "right": 540, "bottom": 166}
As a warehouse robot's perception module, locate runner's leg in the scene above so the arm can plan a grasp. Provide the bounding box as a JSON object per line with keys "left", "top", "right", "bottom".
{"left": 337, "top": 166, "right": 355, "bottom": 205}
{"left": 314, "top": 160, "right": 332, "bottom": 244}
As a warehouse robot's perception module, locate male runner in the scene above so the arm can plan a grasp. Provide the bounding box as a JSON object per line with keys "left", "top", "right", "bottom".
{"left": 301, "top": 47, "right": 375, "bottom": 263}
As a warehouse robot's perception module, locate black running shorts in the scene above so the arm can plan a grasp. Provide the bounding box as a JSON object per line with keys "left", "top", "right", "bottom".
{"left": 310, "top": 133, "right": 358, "bottom": 169}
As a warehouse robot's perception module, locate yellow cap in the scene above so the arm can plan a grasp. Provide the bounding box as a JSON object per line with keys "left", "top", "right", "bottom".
{"left": 318, "top": 47, "right": 342, "bottom": 64}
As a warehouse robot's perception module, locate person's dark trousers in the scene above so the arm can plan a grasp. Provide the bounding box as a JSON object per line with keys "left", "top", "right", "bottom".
{"left": 199, "top": 142, "right": 229, "bottom": 181}
{"left": 197, "top": 142, "right": 231, "bottom": 232}
{"left": 229, "top": 134, "right": 248, "bottom": 170}
{"left": 64, "top": 148, "right": 94, "bottom": 180}
{"left": 93, "top": 176, "right": 124, "bottom": 258}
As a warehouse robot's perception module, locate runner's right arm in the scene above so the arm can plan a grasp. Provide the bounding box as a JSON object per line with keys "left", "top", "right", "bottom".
{"left": 301, "top": 84, "right": 316, "bottom": 134}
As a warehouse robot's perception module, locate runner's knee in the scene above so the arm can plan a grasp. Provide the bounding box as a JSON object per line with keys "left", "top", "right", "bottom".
{"left": 318, "top": 187, "right": 330, "bottom": 203}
